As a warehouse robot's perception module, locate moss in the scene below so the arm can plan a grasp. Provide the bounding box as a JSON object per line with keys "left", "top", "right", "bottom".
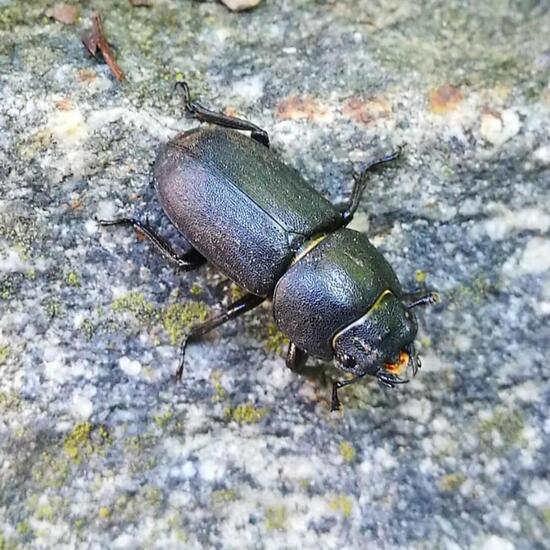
{"left": 63, "top": 422, "right": 110, "bottom": 463}
{"left": 264, "top": 506, "right": 287, "bottom": 531}
{"left": 161, "top": 301, "right": 209, "bottom": 345}
{"left": 111, "top": 292, "right": 157, "bottom": 326}
{"left": 478, "top": 408, "right": 525, "bottom": 451}
{"left": 339, "top": 441, "right": 356, "bottom": 462}
{"left": 66, "top": 271, "right": 80, "bottom": 287}
{"left": 439, "top": 472, "right": 466, "bottom": 492}
{"left": 328, "top": 495, "right": 353, "bottom": 518}
{"left": 0, "top": 344, "right": 10, "bottom": 365}
{"left": 98, "top": 506, "right": 110, "bottom": 520}
{"left": 210, "top": 370, "right": 227, "bottom": 402}
{"left": 225, "top": 403, "right": 268, "bottom": 424}
{"left": 264, "top": 321, "right": 289, "bottom": 355}
{"left": 211, "top": 488, "right": 238, "bottom": 506}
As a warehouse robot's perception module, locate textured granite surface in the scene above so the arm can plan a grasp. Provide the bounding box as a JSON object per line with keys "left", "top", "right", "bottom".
{"left": 1, "top": 1, "right": 549, "bottom": 548}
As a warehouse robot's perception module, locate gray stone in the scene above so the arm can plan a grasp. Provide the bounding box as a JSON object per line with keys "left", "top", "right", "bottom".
{"left": 1, "top": 1, "right": 549, "bottom": 549}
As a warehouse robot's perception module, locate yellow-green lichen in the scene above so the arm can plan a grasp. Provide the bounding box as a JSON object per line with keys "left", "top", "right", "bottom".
{"left": 264, "top": 322, "right": 289, "bottom": 355}
{"left": 98, "top": 506, "right": 110, "bottom": 520}
{"left": 43, "top": 297, "right": 61, "bottom": 319}
{"left": 31, "top": 451, "right": 70, "bottom": 489}
{"left": 415, "top": 270, "right": 428, "bottom": 284}
{"left": 111, "top": 292, "right": 157, "bottom": 326}
{"left": 211, "top": 488, "right": 238, "bottom": 506}
{"left": 541, "top": 507, "right": 550, "bottom": 526}
{"left": 339, "top": 441, "right": 356, "bottom": 462}
{"left": 63, "top": 422, "right": 110, "bottom": 463}
{"left": 161, "top": 301, "right": 209, "bottom": 345}
{"left": 66, "top": 271, "right": 80, "bottom": 287}
{"left": 144, "top": 486, "right": 162, "bottom": 507}
{"left": 74, "top": 518, "right": 87, "bottom": 531}
{"left": 478, "top": 408, "right": 525, "bottom": 452}
{"left": 80, "top": 319, "right": 95, "bottom": 340}
{"left": 0, "top": 344, "right": 10, "bottom": 365}
{"left": 152, "top": 410, "right": 173, "bottom": 429}
{"left": 210, "top": 370, "right": 227, "bottom": 402}
{"left": 439, "top": 472, "right": 466, "bottom": 492}
{"left": 15, "top": 521, "right": 30, "bottom": 536}
{"left": 35, "top": 504, "right": 55, "bottom": 521}
{"left": 328, "top": 495, "right": 353, "bottom": 518}
{"left": 0, "top": 391, "right": 21, "bottom": 412}
{"left": 225, "top": 403, "right": 268, "bottom": 424}
{"left": 190, "top": 283, "right": 203, "bottom": 295}
{"left": 264, "top": 506, "right": 287, "bottom": 532}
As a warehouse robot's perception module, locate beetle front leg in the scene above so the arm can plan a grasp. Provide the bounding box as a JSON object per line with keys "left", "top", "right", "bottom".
{"left": 175, "top": 81, "right": 270, "bottom": 147}
{"left": 176, "top": 293, "right": 265, "bottom": 381}
{"left": 286, "top": 342, "right": 308, "bottom": 373}
{"left": 341, "top": 148, "right": 402, "bottom": 225}
{"left": 99, "top": 217, "right": 206, "bottom": 271}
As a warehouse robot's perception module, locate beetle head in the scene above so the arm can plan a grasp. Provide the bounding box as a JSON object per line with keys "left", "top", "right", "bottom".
{"left": 332, "top": 290, "right": 420, "bottom": 384}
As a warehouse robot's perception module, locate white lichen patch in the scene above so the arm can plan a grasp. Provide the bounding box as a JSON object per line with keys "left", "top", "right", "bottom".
{"left": 48, "top": 108, "right": 88, "bottom": 146}
{"left": 118, "top": 356, "right": 142, "bottom": 377}
{"left": 479, "top": 109, "right": 520, "bottom": 146}
{"left": 480, "top": 207, "right": 550, "bottom": 240}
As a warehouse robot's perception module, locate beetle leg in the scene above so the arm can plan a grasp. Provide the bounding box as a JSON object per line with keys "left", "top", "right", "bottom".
{"left": 286, "top": 342, "right": 309, "bottom": 373}
{"left": 404, "top": 291, "right": 440, "bottom": 309}
{"left": 376, "top": 369, "right": 409, "bottom": 388}
{"left": 98, "top": 217, "right": 206, "bottom": 271}
{"left": 331, "top": 374, "right": 368, "bottom": 411}
{"left": 176, "top": 293, "right": 265, "bottom": 381}
{"left": 175, "top": 81, "right": 270, "bottom": 147}
{"left": 340, "top": 147, "right": 402, "bottom": 225}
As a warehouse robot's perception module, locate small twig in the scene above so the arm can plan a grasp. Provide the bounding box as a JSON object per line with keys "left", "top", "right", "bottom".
{"left": 82, "top": 13, "right": 125, "bottom": 81}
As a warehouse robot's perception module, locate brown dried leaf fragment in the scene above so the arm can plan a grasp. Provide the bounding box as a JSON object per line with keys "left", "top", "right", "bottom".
{"left": 46, "top": 4, "right": 79, "bottom": 25}
{"left": 82, "top": 13, "right": 125, "bottom": 81}
{"left": 129, "top": 0, "right": 152, "bottom": 6}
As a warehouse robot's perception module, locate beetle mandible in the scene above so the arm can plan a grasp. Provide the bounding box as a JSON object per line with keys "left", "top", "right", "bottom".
{"left": 100, "top": 82, "right": 438, "bottom": 410}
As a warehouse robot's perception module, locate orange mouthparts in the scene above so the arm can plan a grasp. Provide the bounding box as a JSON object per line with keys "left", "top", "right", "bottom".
{"left": 384, "top": 351, "right": 410, "bottom": 377}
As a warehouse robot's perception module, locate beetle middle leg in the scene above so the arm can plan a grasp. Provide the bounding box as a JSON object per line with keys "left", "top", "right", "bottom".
{"left": 175, "top": 81, "right": 270, "bottom": 147}
{"left": 176, "top": 293, "right": 265, "bottom": 381}
{"left": 99, "top": 217, "right": 206, "bottom": 271}
{"left": 341, "top": 147, "right": 402, "bottom": 225}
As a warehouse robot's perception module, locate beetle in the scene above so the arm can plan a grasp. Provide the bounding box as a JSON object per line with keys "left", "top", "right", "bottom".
{"left": 100, "top": 82, "right": 437, "bottom": 410}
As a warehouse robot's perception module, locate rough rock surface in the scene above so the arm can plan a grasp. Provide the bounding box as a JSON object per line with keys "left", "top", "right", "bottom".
{"left": 1, "top": 1, "right": 549, "bottom": 548}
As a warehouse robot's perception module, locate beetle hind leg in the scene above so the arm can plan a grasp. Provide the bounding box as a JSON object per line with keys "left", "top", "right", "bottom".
{"left": 176, "top": 293, "right": 265, "bottom": 381}
{"left": 98, "top": 217, "right": 205, "bottom": 271}
{"left": 175, "top": 81, "right": 270, "bottom": 147}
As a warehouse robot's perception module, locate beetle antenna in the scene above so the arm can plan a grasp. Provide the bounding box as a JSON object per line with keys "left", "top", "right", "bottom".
{"left": 406, "top": 292, "right": 439, "bottom": 309}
